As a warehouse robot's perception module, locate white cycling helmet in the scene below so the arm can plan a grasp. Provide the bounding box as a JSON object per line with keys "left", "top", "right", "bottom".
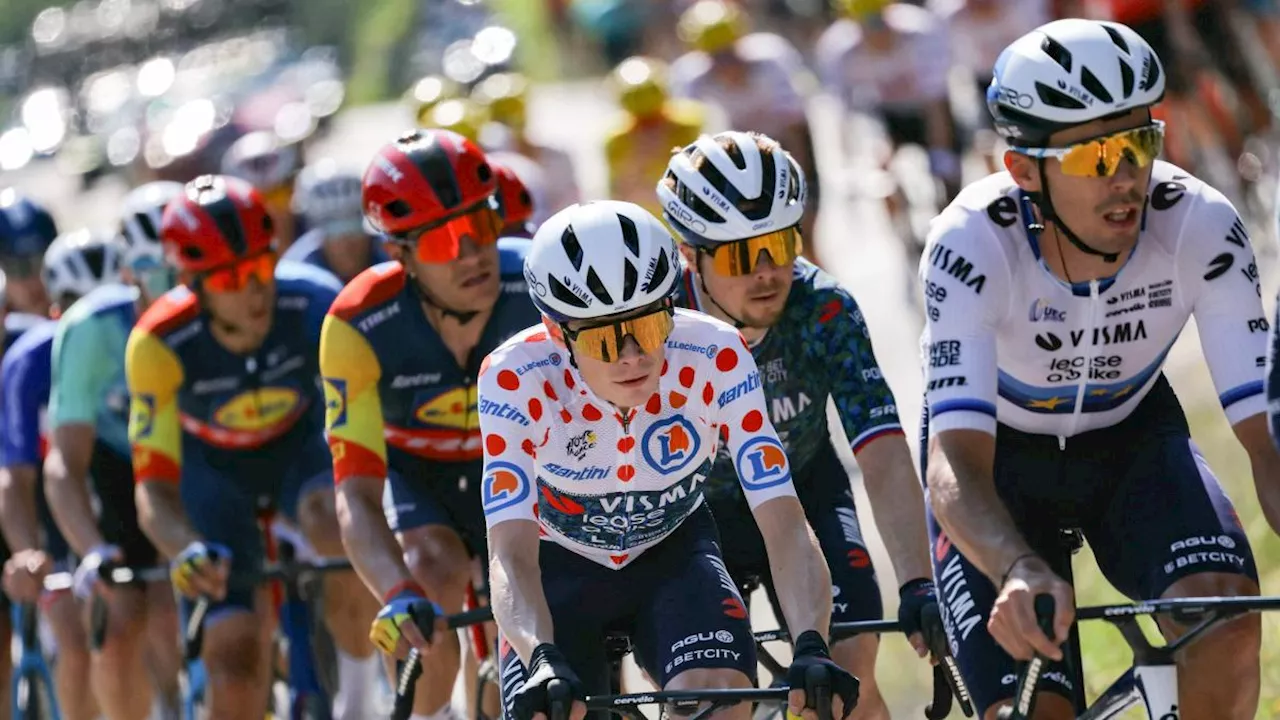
{"left": 988, "top": 19, "right": 1166, "bottom": 146}
{"left": 525, "top": 201, "right": 681, "bottom": 322}
{"left": 221, "top": 131, "right": 302, "bottom": 190}
{"left": 119, "top": 181, "right": 184, "bottom": 268}
{"left": 292, "top": 159, "right": 368, "bottom": 236}
{"left": 656, "top": 131, "right": 806, "bottom": 246}
{"left": 42, "top": 230, "right": 125, "bottom": 304}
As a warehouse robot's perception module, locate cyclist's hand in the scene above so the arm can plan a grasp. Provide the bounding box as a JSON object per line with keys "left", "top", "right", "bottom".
{"left": 897, "top": 577, "right": 941, "bottom": 662}
{"left": 3, "top": 549, "right": 52, "bottom": 602}
{"left": 988, "top": 554, "right": 1074, "bottom": 662}
{"left": 786, "top": 631, "right": 859, "bottom": 720}
{"left": 170, "top": 542, "right": 231, "bottom": 600}
{"left": 509, "top": 644, "right": 586, "bottom": 720}
{"left": 73, "top": 544, "right": 123, "bottom": 600}
{"left": 369, "top": 586, "right": 445, "bottom": 658}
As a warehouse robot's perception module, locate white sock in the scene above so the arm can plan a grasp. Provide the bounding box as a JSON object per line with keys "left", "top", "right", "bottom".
{"left": 332, "top": 650, "right": 381, "bottom": 720}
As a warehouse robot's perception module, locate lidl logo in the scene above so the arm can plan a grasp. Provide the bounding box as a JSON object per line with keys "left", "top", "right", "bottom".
{"left": 323, "top": 377, "right": 348, "bottom": 428}
{"left": 131, "top": 394, "right": 157, "bottom": 439}
{"left": 414, "top": 386, "right": 478, "bottom": 429}
{"left": 213, "top": 388, "right": 301, "bottom": 431}
{"left": 641, "top": 415, "right": 701, "bottom": 475}
{"left": 735, "top": 436, "right": 791, "bottom": 490}
{"left": 482, "top": 461, "right": 529, "bottom": 515}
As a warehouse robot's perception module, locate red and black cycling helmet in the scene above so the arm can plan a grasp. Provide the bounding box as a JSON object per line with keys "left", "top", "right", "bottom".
{"left": 161, "top": 174, "right": 274, "bottom": 274}
{"left": 362, "top": 129, "right": 497, "bottom": 236}
{"left": 490, "top": 159, "right": 534, "bottom": 231}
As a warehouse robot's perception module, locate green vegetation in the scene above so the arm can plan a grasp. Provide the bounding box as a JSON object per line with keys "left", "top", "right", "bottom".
{"left": 345, "top": 0, "right": 416, "bottom": 104}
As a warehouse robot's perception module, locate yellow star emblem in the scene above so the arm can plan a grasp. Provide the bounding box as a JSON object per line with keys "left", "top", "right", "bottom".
{"left": 1112, "top": 384, "right": 1135, "bottom": 398}
{"left": 1028, "top": 396, "right": 1070, "bottom": 410}
{"left": 1089, "top": 388, "right": 1109, "bottom": 396}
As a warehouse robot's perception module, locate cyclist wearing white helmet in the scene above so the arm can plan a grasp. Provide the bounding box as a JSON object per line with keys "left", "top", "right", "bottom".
{"left": 42, "top": 182, "right": 185, "bottom": 720}
{"left": 660, "top": 131, "right": 934, "bottom": 720}
{"left": 2, "top": 229, "right": 125, "bottom": 720}
{"left": 480, "top": 200, "right": 857, "bottom": 720}
{"left": 221, "top": 131, "right": 305, "bottom": 250}
{"left": 283, "top": 159, "right": 388, "bottom": 283}
{"left": 922, "top": 19, "right": 1276, "bottom": 719}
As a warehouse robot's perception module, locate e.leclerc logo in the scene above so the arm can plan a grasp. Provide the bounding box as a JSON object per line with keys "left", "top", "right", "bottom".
{"left": 735, "top": 436, "right": 791, "bottom": 490}
{"left": 481, "top": 461, "right": 530, "bottom": 515}
{"left": 641, "top": 415, "right": 701, "bottom": 475}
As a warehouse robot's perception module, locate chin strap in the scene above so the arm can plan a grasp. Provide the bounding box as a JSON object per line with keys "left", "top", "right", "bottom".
{"left": 410, "top": 274, "right": 481, "bottom": 325}
{"left": 1027, "top": 159, "right": 1120, "bottom": 264}
{"left": 695, "top": 252, "right": 747, "bottom": 329}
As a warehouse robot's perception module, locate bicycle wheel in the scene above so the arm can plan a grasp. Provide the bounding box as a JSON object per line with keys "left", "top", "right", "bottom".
{"left": 13, "top": 667, "right": 45, "bottom": 720}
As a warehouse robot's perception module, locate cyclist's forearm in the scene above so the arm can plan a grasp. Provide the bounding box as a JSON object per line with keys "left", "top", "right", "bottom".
{"left": 0, "top": 465, "right": 43, "bottom": 552}
{"left": 44, "top": 448, "right": 106, "bottom": 556}
{"left": 759, "top": 498, "right": 833, "bottom": 641}
{"left": 335, "top": 480, "right": 415, "bottom": 600}
{"left": 856, "top": 436, "right": 932, "bottom": 584}
{"left": 489, "top": 529, "right": 553, "bottom": 665}
{"left": 134, "top": 481, "right": 202, "bottom": 559}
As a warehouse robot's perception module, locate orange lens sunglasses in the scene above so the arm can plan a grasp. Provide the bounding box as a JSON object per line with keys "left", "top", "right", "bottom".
{"left": 198, "top": 251, "right": 277, "bottom": 293}
{"left": 395, "top": 199, "right": 503, "bottom": 264}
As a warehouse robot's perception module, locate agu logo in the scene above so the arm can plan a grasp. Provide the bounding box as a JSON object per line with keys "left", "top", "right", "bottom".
{"left": 214, "top": 388, "right": 301, "bottom": 431}
{"left": 131, "top": 394, "right": 157, "bottom": 438}
{"left": 641, "top": 415, "right": 701, "bottom": 475}
{"left": 735, "top": 436, "right": 791, "bottom": 490}
{"left": 323, "top": 377, "right": 348, "bottom": 428}
{"left": 414, "top": 386, "right": 478, "bottom": 429}
{"left": 482, "top": 461, "right": 530, "bottom": 515}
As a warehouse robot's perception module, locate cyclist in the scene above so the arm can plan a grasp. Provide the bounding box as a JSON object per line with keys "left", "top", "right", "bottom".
{"left": 125, "top": 175, "right": 377, "bottom": 719}
{"left": 320, "top": 128, "right": 539, "bottom": 720}
{"left": 659, "top": 131, "right": 936, "bottom": 720}
{"left": 221, "top": 131, "right": 306, "bottom": 251}
{"left": 476, "top": 200, "right": 857, "bottom": 720}
{"left": 922, "top": 19, "right": 1274, "bottom": 719}
{"left": 604, "top": 56, "right": 705, "bottom": 220}
{"left": 2, "top": 229, "right": 125, "bottom": 720}
{"left": 669, "top": 1, "right": 823, "bottom": 263}
{"left": 491, "top": 158, "right": 537, "bottom": 238}
{"left": 0, "top": 188, "right": 57, "bottom": 316}
{"left": 283, "top": 159, "right": 388, "bottom": 283}
{"left": 42, "top": 182, "right": 184, "bottom": 720}
{"left": 472, "top": 71, "right": 582, "bottom": 224}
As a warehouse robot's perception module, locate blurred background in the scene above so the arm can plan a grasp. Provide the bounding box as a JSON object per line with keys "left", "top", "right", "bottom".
{"left": 2, "top": 0, "right": 1280, "bottom": 716}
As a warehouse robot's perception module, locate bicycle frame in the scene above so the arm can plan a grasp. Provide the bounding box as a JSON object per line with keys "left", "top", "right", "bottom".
{"left": 10, "top": 602, "right": 59, "bottom": 720}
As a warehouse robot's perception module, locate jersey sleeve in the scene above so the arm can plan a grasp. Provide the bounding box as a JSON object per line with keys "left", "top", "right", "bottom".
{"left": 125, "top": 328, "right": 184, "bottom": 483}
{"left": 810, "top": 286, "right": 904, "bottom": 453}
{"left": 50, "top": 313, "right": 111, "bottom": 429}
{"left": 711, "top": 339, "right": 799, "bottom": 508}
{"left": 919, "top": 205, "right": 1011, "bottom": 437}
{"left": 319, "top": 313, "right": 388, "bottom": 483}
{"left": 476, "top": 344, "right": 542, "bottom": 529}
{"left": 1, "top": 346, "right": 46, "bottom": 468}
{"left": 1267, "top": 291, "right": 1280, "bottom": 445}
{"left": 1179, "top": 187, "right": 1267, "bottom": 425}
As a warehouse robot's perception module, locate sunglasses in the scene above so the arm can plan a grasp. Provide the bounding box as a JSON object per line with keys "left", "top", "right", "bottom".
{"left": 699, "top": 226, "right": 804, "bottom": 277}
{"left": 196, "top": 251, "right": 277, "bottom": 293}
{"left": 1012, "top": 121, "right": 1165, "bottom": 178}
{"left": 393, "top": 199, "right": 503, "bottom": 264}
{"left": 562, "top": 304, "right": 675, "bottom": 363}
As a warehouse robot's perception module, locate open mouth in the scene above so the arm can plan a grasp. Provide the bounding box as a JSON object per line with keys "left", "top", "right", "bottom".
{"left": 459, "top": 271, "right": 492, "bottom": 288}
{"left": 1102, "top": 207, "right": 1139, "bottom": 230}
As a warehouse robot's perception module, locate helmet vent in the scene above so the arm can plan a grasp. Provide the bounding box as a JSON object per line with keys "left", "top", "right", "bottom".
{"left": 1034, "top": 81, "right": 1087, "bottom": 110}
{"left": 585, "top": 267, "right": 614, "bottom": 305}
{"left": 622, "top": 259, "right": 637, "bottom": 301}
{"left": 560, "top": 226, "right": 585, "bottom": 271}
{"left": 477, "top": 162, "right": 492, "bottom": 183}
{"left": 675, "top": 179, "right": 723, "bottom": 224}
{"left": 723, "top": 140, "right": 748, "bottom": 170}
{"left": 618, "top": 213, "right": 640, "bottom": 257}
{"left": 1079, "top": 66, "right": 1112, "bottom": 104}
{"left": 1139, "top": 53, "right": 1161, "bottom": 92}
{"left": 1102, "top": 25, "right": 1128, "bottom": 54}
{"left": 1039, "top": 35, "right": 1073, "bottom": 73}
{"left": 548, "top": 275, "right": 589, "bottom": 309}
{"left": 385, "top": 200, "right": 412, "bottom": 219}
{"left": 1119, "top": 59, "right": 1134, "bottom": 99}
{"left": 82, "top": 246, "right": 106, "bottom": 279}
{"left": 643, "top": 247, "right": 671, "bottom": 294}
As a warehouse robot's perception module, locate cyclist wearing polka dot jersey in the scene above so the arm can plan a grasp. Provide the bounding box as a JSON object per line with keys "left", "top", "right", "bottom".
{"left": 483, "top": 201, "right": 857, "bottom": 720}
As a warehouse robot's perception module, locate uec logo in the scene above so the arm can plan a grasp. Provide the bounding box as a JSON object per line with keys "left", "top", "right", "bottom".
{"left": 735, "top": 436, "right": 791, "bottom": 490}
{"left": 641, "top": 416, "right": 701, "bottom": 475}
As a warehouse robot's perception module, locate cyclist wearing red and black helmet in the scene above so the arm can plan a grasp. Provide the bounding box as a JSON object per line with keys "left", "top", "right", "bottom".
{"left": 319, "top": 129, "right": 538, "bottom": 720}
{"left": 125, "top": 174, "right": 378, "bottom": 719}
{"left": 490, "top": 158, "right": 538, "bottom": 238}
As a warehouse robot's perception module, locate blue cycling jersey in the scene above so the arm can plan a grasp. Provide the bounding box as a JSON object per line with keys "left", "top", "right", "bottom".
{"left": 1, "top": 319, "right": 55, "bottom": 468}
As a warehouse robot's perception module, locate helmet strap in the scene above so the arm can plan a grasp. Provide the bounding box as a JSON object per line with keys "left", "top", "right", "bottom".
{"left": 1027, "top": 159, "right": 1119, "bottom": 264}
{"left": 694, "top": 251, "right": 747, "bottom": 330}
{"left": 412, "top": 278, "right": 481, "bottom": 325}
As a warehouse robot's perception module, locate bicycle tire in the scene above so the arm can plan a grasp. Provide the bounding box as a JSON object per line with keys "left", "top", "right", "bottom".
{"left": 13, "top": 667, "right": 45, "bottom": 720}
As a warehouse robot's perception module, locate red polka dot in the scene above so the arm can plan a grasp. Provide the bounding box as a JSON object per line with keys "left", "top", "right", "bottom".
{"left": 497, "top": 370, "right": 520, "bottom": 391}
{"left": 563, "top": 370, "right": 575, "bottom": 389}
{"left": 617, "top": 437, "right": 635, "bottom": 452}
{"left": 531, "top": 503, "right": 539, "bottom": 519}
{"left": 485, "top": 435, "right": 506, "bottom": 455}
{"left": 702, "top": 382, "right": 714, "bottom": 405}
{"left": 720, "top": 425, "right": 730, "bottom": 442}
{"left": 669, "top": 392, "right": 688, "bottom": 409}
{"left": 560, "top": 409, "right": 573, "bottom": 423}
{"left": 741, "top": 409, "right": 763, "bottom": 432}
{"left": 543, "top": 381, "right": 558, "bottom": 401}
{"left": 526, "top": 331, "right": 548, "bottom": 342}
{"left": 716, "top": 348, "right": 739, "bottom": 372}
{"left": 617, "top": 465, "right": 635, "bottom": 482}
{"left": 661, "top": 360, "right": 669, "bottom": 376}
{"left": 521, "top": 439, "right": 536, "bottom": 457}
{"left": 678, "top": 366, "right": 695, "bottom": 388}
{"left": 582, "top": 404, "right": 603, "bottom": 421}
{"left": 527, "top": 398, "right": 543, "bottom": 421}
{"left": 645, "top": 393, "right": 662, "bottom": 414}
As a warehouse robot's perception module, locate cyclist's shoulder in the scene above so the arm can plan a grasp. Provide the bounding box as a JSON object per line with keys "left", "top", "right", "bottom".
{"left": 328, "top": 261, "right": 407, "bottom": 322}
{"left": 669, "top": 308, "right": 749, "bottom": 375}
{"left": 2, "top": 317, "right": 54, "bottom": 368}
{"left": 280, "top": 228, "right": 325, "bottom": 266}
{"left": 3, "top": 312, "right": 45, "bottom": 354}
{"left": 134, "top": 285, "right": 201, "bottom": 339}
{"left": 482, "top": 324, "right": 565, "bottom": 386}
{"left": 274, "top": 258, "right": 343, "bottom": 301}
{"left": 785, "top": 260, "right": 862, "bottom": 324}
{"left": 498, "top": 236, "right": 532, "bottom": 277}
{"left": 60, "top": 283, "right": 138, "bottom": 328}
{"left": 1141, "top": 161, "right": 1241, "bottom": 244}
{"left": 930, "top": 171, "right": 1025, "bottom": 248}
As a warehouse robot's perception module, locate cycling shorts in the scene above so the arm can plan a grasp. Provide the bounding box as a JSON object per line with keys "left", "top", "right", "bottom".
{"left": 90, "top": 443, "right": 158, "bottom": 569}
{"left": 710, "top": 447, "right": 883, "bottom": 628}
{"left": 177, "top": 425, "right": 333, "bottom": 621}
{"left": 497, "top": 507, "right": 757, "bottom": 718}
{"left": 923, "top": 374, "right": 1257, "bottom": 715}
{"left": 382, "top": 461, "right": 487, "bottom": 560}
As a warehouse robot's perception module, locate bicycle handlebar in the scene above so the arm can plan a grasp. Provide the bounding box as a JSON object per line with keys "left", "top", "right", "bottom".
{"left": 391, "top": 606, "right": 494, "bottom": 720}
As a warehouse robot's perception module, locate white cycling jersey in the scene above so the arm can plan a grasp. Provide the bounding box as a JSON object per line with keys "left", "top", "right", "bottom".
{"left": 670, "top": 33, "right": 808, "bottom": 139}
{"left": 815, "top": 3, "right": 951, "bottom": 113}
{"left": 928, "top": 0, "right": 1050, "bottom": 81}
{"left": 920, "top": 162, "right": 1267, "bottom": 440}
{"left": 478, "top": 310, "right": 797, "bottom": 569}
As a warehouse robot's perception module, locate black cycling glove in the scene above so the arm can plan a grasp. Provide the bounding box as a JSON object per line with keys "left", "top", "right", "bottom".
{"left": 509, "top": 644, "right": 585, "bottom": 720}
{"left": 786, "top": 630, "right": 860, "bottom": 720}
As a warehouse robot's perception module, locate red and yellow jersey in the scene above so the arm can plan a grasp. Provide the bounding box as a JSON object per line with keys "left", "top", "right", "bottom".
{"left": 125, "top": 263, "right": 340, "bottom": 484}
{"left": 604, "top": 100, "right": 705, "bottom": 220}
{"left": 319, "top": 241, "right": 539, "bottom": 485}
